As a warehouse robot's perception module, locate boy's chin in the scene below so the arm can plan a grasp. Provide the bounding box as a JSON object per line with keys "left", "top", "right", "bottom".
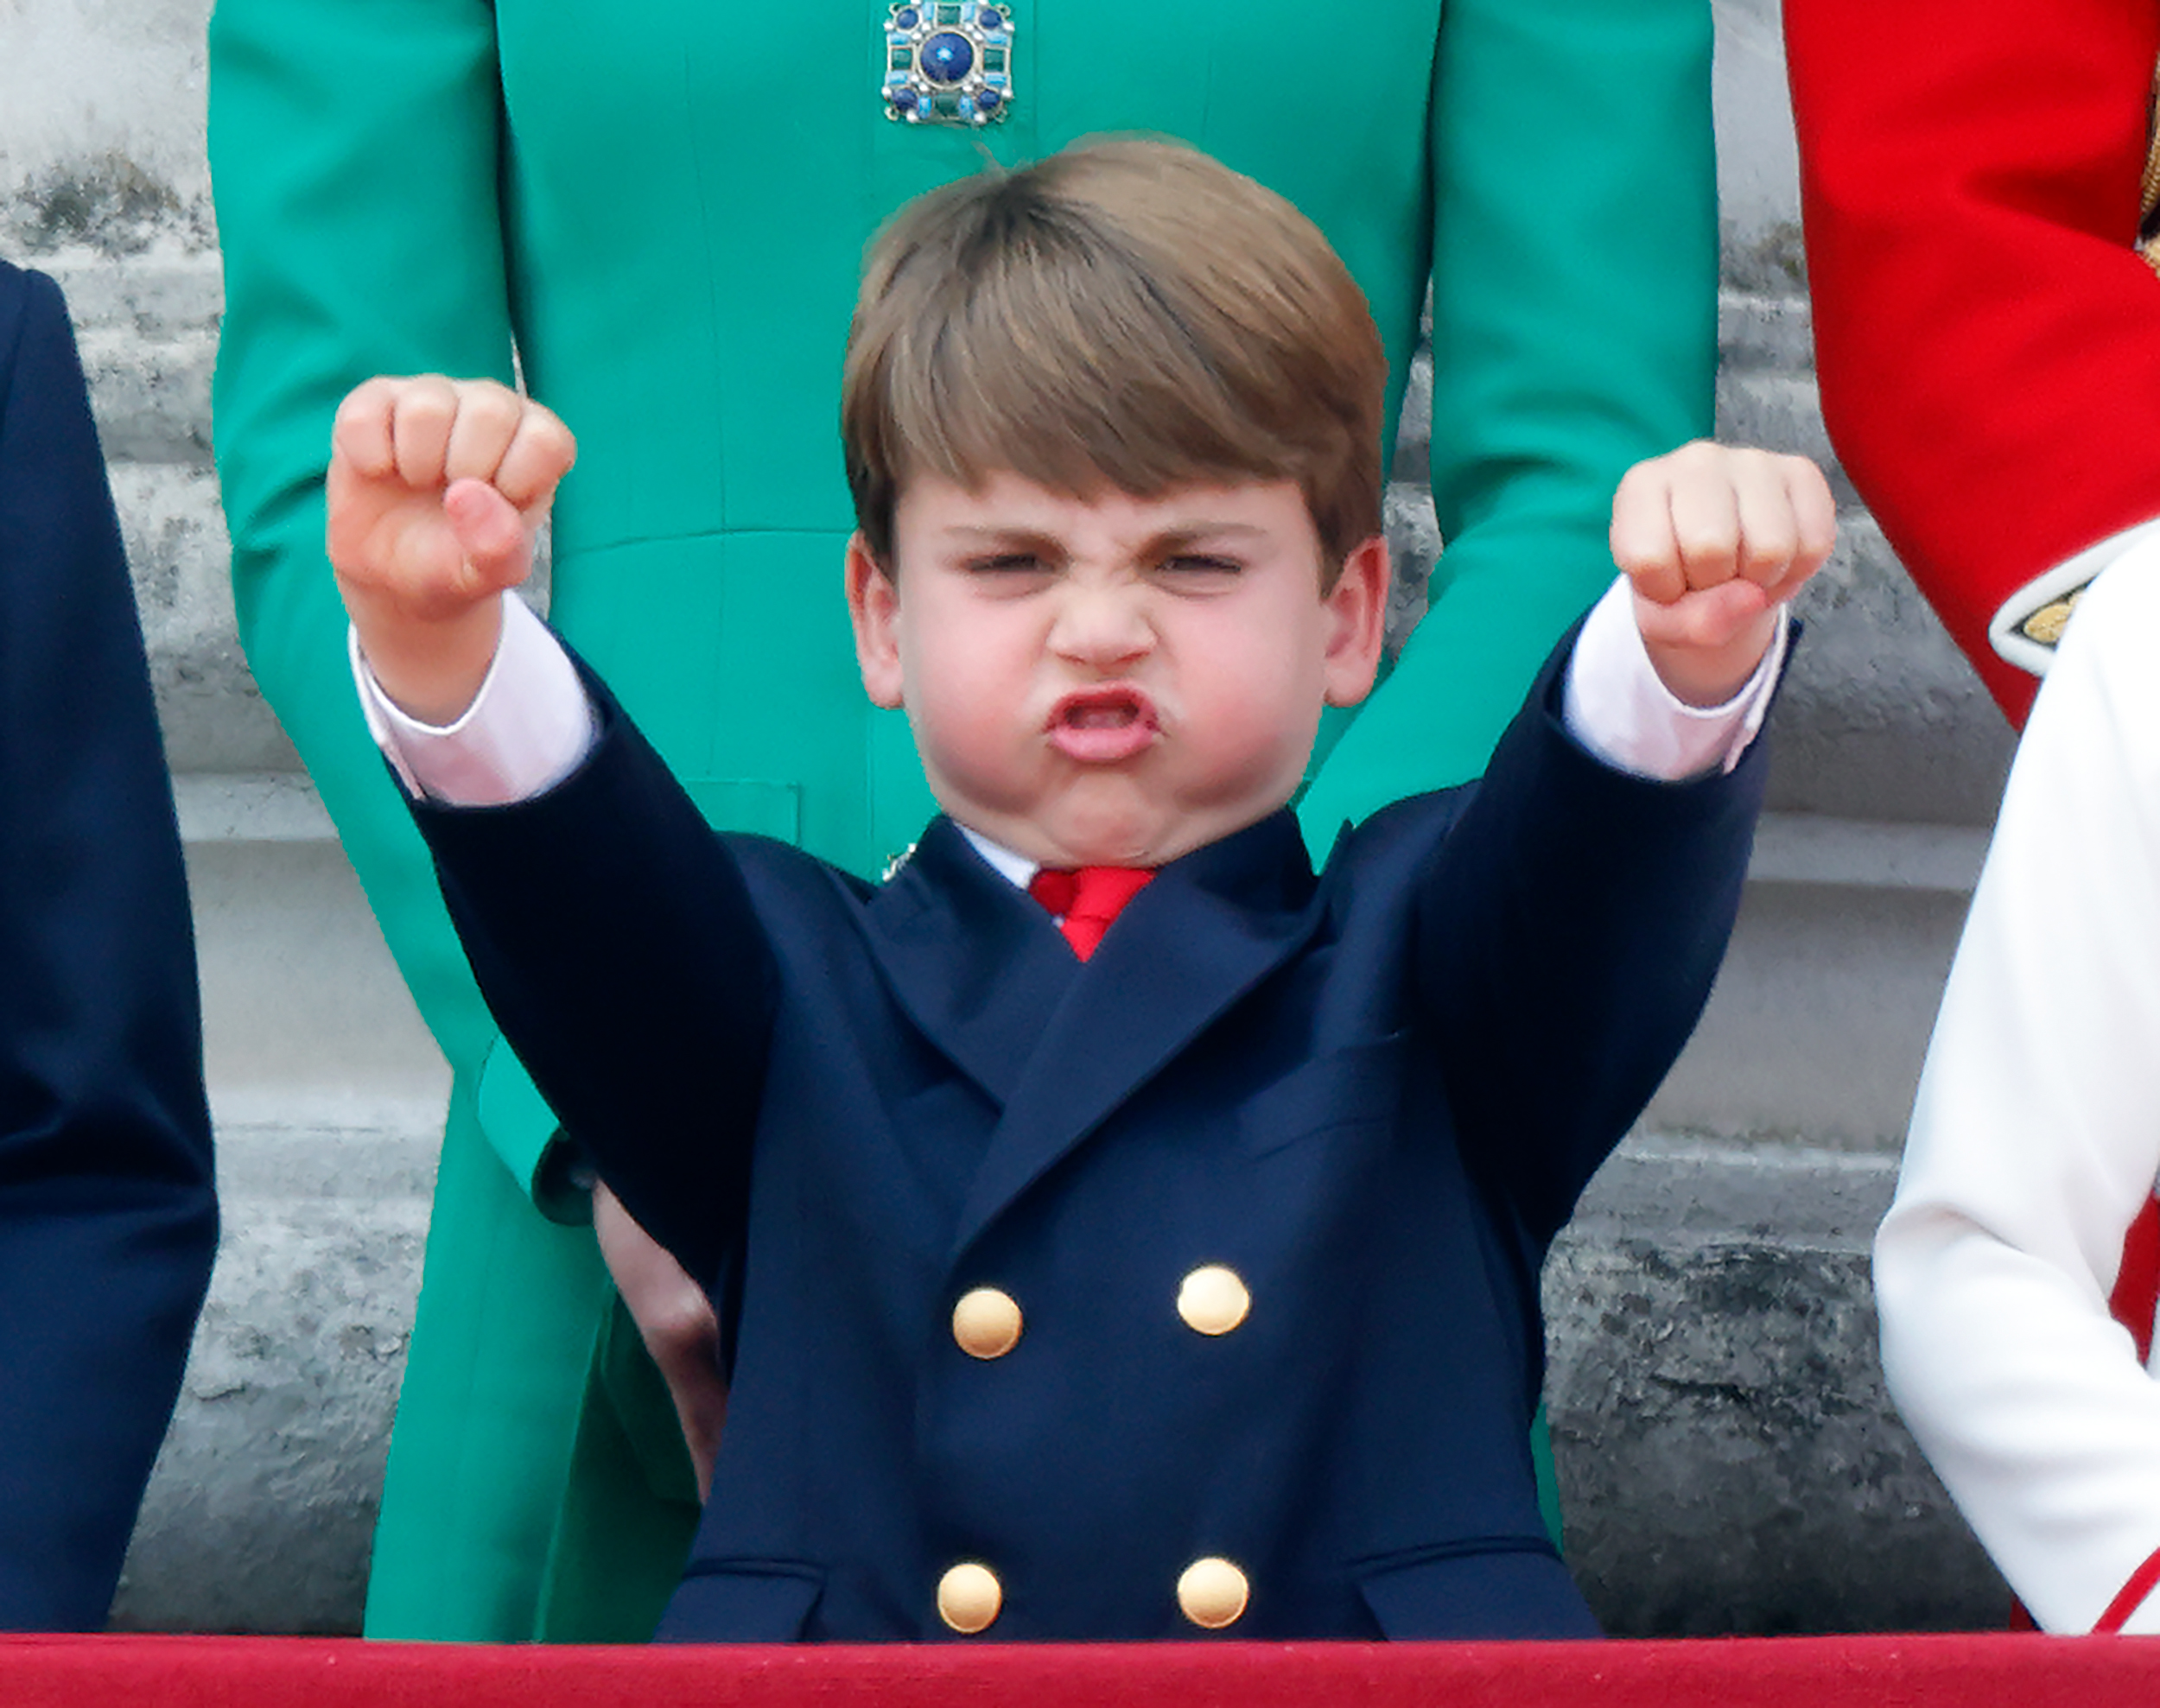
{"left": 956, "top": 794, "right": 1288, "bottom": 872}
{"left": 943, "top": 803, "right": 1165, "bottom": 872}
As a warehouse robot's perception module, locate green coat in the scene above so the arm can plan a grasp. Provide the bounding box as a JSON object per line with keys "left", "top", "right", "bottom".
{"left": 208, "top": 0, "right": 1714, "bottom": 1642}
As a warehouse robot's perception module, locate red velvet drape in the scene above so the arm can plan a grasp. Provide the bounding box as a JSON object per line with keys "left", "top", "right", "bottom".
{"left": 6, "top": 1634, "right": 2160, "bottom": 1708}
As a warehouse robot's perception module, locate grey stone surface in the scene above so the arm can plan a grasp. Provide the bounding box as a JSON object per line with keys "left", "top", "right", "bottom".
{"left": 1553, "top": 1137, "right": 2007, "bottom": 1635}
{"left": 1774, "top": 517, "right": 2016, "bottom": 825}
{"left": 188, "top": 836, "right": 447, "bottom": 1113}
{"left": 105, "top": 803, "right": 446, "bottom": 1635}
{"left": 1714, "top": 0, "right": 1808, "bottom": 296}
{"left": 0, "top": 0, "right": 215, "bottom": 256}
{"left": 111, "top": 1124, "right": 433, "bottom": 1635}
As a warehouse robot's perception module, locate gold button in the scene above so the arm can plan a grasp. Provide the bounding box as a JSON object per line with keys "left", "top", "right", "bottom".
{"left": 1177, "top": 1557, "right": 1249, "bottom": 1629}
{"left": 1177, "top": 1265, "right": 1250, "bottom": 1336}
{"left": 952, "top": 1287, "right": 1023, "bottom": 1359}
{"left": 937, "top": 1561, "right": 1003, "bottom": 1634}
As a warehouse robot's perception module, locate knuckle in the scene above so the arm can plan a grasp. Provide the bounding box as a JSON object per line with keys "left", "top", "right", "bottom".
{"left": 464, "top": 387, "right": 522, "bottom": 430}
{"left": 399, "top": 390, "right": 456, "bottom": 435}
{"left": 1740, "top": 531, "right": 1795, "bottom": 575}
{"left": 1675, "top": 524, "right": 1738, "bottom": 565}
{"left": 332, "top": 390, "right": 373, "bottom": 430}
{"left": 533, "top": 414, "right": 575, "bottom": 458}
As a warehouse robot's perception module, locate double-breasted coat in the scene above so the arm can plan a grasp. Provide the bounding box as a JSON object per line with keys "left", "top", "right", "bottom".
{"left": 407, "top": 641, "right": 1767, "bottom": 1641}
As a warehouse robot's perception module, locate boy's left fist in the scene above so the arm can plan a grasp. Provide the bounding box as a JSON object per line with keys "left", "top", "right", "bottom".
{"left": 1610, "top": 441, "right": 1834, "bottom": 708}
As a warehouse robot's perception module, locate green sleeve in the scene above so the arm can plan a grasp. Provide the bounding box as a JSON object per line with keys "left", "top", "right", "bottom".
{"left": 210, "top": 0, "right": 566, "bottom": 1203}
{"left": 1299, "top": 0, "right": 1717, "bottom": 843}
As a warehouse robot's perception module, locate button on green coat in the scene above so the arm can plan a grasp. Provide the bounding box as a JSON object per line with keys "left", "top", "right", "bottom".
{"left": 208, "top": 0, "right": 1713, "bottom": 1642}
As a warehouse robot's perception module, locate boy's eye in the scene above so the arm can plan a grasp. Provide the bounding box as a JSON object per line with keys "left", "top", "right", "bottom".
{"left": 1159, "top": 554, "right": 1243, "bottom": 577}
{"left": 965, "top": 552, "right": 1050, "bottom": 575}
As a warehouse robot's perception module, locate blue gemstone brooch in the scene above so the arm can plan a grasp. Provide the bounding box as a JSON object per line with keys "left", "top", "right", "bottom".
{"left": 884, "top": 3, "right": 1013, "bottom": 126}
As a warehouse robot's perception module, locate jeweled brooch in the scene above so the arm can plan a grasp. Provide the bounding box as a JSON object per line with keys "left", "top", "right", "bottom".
{"left": 883, "top": 2, "right": 1013, "bottom": 126}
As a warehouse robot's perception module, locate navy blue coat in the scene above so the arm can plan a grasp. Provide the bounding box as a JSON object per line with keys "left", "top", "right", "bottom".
{"left": 0, "top": 260, "right": 218, "bottom": 1629}
{"left": 415, "top": 638, "right": 1765, "bottom": 1643}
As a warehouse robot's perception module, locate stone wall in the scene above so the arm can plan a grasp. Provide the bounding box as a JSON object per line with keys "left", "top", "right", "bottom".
{"left": 4, "top": 0, "right": 2017, "bottom": 1635}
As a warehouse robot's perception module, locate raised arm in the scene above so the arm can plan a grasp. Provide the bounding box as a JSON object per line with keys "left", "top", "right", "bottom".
{"left": 1298, "top": 0, "right": 1717, "bottom": 838}
{"left": 1422, "top": 443, "right": 1827, "bottom": 1239}
{"left": 329, "top": 376, "right": 772, "bottom": 1286}
{"left": 1786, "top": 0, "right": 2160, "bottom": 724}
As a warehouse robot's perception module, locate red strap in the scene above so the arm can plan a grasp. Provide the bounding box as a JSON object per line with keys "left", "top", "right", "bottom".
{"left": 2069, "top": 1198, "right": 2160, "bottom": 1635}
{"left": 2109, "top": 1197, "right": 2160, "bottom": 1364}
{"left": 2095, "top": 1542, "right": 2160, "bottom": 1635}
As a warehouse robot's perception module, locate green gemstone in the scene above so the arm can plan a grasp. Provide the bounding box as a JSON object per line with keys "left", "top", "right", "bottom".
{"left": 933, "top": 2, "right": 960, "bottom": 20}
{"left": 890, "top": 46, "right": 912, "bottom": 67}
{"left": 931, "top": 89, "right": 962, "bottom": 115}
{"left": 983, "top": 46, "right": 1006, "bottom": 70}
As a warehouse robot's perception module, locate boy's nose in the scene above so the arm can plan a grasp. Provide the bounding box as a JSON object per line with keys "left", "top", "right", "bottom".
{"left": 1048, "top": 583, "right": 1153, "bottom": 670}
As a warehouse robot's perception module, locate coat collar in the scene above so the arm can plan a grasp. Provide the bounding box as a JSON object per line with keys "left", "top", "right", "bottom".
{"left": 860, "top": 810, "right": 1325, "bottom": 1259}
{"left": 863, "top": 817, "right": 1083, "bottom": 1109}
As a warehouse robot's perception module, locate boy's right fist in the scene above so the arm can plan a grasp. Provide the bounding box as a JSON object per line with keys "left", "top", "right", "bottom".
{"left": 327, "top": 376, "right": 575, "bottom": 724}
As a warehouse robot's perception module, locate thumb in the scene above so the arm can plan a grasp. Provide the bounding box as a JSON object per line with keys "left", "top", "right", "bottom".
{"left": 442, "top": 478, "right": 535, "bottom": 592}
{"left": 1635, "top": 576, "right": 1770, "bottom": 652}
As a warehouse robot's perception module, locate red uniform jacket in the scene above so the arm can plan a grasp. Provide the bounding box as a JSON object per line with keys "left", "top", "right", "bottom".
{"left": 1786, "top": 2, "right": 2160, "bottom": 725}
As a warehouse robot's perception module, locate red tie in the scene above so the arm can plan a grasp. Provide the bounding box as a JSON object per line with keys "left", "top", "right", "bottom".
{"left": 1027, "top": 866, "right": 1153, "bottom": 960}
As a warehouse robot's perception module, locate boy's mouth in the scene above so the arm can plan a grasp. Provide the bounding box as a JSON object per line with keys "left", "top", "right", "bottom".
{"left": 1047, "top": 687, "right": 1159, "bottom": 763}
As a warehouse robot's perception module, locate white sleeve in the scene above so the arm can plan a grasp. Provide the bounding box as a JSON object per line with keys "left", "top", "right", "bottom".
{"left": 1877, "top": 540, "right": 2160, "bottom": 1633}
{"left": 351, "top": 592, "right": 599, "bottom": 806}
{"left": 1560, "top": 575, "right": 1786, "bottom": 781}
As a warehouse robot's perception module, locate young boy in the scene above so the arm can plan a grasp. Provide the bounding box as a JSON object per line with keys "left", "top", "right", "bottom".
{"left": 327, "top": 140, "right": 1831, "bottom": 1642}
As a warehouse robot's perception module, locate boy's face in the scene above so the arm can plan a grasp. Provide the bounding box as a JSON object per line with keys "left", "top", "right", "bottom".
{"left": 847, "top": 471, "right": 1388, "bottom": 869}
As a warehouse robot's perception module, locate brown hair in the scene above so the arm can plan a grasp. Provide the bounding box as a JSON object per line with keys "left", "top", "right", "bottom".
{"left": 842, "top": 137, "right": 1387, "bottom": 585}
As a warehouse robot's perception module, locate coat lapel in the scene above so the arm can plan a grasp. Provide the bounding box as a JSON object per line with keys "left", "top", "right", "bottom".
{"left": 949, "top": 810, "right": 1325, "bottom": 1259}
{"left": 861, "top": 817, "right": 1079, "bottom": 1109}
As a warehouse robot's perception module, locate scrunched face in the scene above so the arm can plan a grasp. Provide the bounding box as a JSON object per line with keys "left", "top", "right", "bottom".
{"left": 847, "top": 470, "right": 1388, "bottom": 869}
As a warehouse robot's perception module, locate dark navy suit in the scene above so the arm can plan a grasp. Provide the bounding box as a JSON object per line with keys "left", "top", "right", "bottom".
{"left": 414, "top": 638, "right": 1764, "bottom": 1643}
{"left": 0, "top": 260, "right": 218, "bottom": 1629}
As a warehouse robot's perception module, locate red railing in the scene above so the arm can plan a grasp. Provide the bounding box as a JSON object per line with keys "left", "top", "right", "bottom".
{"left": 6, "top": 1633, "right": 2160, "bottom": 1708}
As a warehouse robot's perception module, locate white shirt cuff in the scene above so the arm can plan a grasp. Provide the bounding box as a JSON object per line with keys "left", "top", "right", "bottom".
{"left": 352, "top": 593, "right": 599, "bottom": 806}
{"left": 1561, "top": 575, "right": 1786, "bottom": 781}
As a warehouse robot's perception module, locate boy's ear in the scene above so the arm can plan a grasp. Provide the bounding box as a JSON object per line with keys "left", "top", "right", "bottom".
{"left": 845, "top": 532, "right": 905, "bottom": 709}
{"left": 1320, "top": 533, "right": 1390, "bottom": 708}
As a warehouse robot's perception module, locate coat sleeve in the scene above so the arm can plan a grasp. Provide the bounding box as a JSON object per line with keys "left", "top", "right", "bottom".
{"left": 410, "top": 677, "right": 780, "bottom": 1292}
{"left": 0, "top": 264, "right": 218, "bottom": 1630}
{"left": 1785, "top": 0, "right": 2160, "bottom": 726}
{"left": 1876, "top": 553, "right": 2160, "bottom": 1635}
{"left": 1414, "top": 635, "right": 1769, "bottom": 1246}
{"left": 1297, "top": 0, "right": 1717, "bottom": 836}
{"left": 208, "top": 0, "right": 569, "bottom": 1201}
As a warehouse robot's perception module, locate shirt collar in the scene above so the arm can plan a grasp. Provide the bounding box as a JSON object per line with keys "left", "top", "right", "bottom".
{"left": 955, "top": 822, "right": 1037, "bottom": 891}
